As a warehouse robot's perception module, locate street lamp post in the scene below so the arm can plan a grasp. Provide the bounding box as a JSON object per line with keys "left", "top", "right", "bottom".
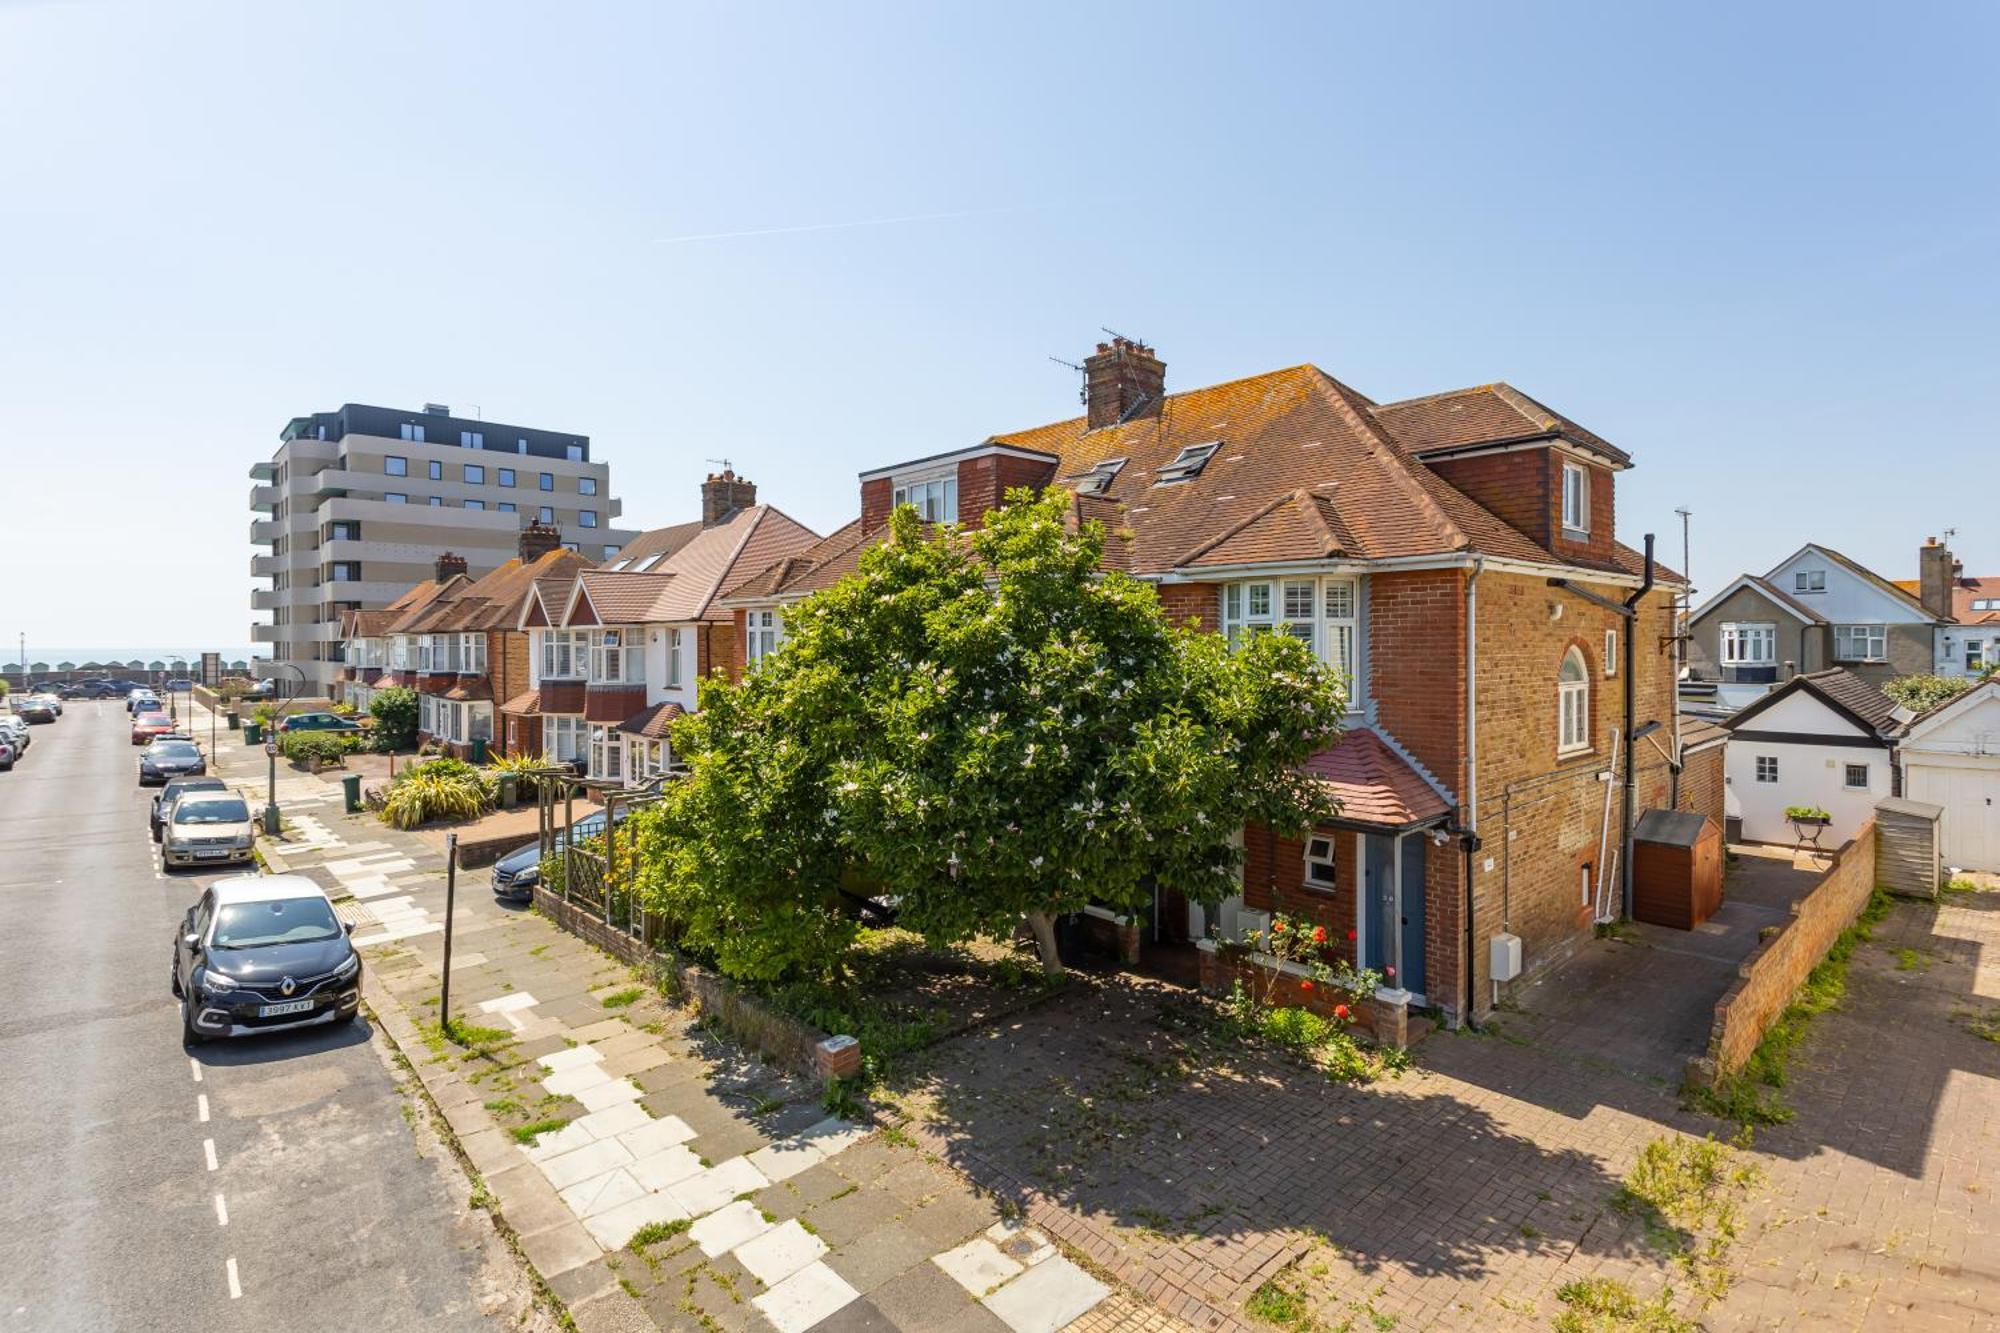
{"left": 261, "top": 664, "right": 307, "bottom": 836}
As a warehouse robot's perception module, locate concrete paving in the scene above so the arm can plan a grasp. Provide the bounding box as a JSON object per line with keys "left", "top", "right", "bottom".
{"left": 0, "top": 700, "right": 531, "bottom": 1328}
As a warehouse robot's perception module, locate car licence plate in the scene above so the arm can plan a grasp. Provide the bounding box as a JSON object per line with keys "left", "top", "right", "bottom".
{"left": 196, "top": 849, "right": 229, "bottom": 859}
{"left": 258, "top": 1000, "right": 315, "bottom": 1017}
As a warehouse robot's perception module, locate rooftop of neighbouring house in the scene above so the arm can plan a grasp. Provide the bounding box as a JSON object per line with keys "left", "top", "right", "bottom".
{"left": 1894, "top": 572, "right": 2000, "bottom": 624}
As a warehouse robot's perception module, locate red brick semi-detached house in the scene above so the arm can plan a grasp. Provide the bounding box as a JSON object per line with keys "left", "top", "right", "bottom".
{"left": 727, "top": 338, "right": 1688, "bottom": 1027}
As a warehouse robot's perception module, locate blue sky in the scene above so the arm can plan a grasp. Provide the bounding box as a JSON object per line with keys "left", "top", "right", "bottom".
{"left": 2, "top": 1, "right": 1995, "bottom": 652}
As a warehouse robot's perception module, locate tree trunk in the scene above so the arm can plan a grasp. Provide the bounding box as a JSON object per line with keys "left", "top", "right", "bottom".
{"left": 1024, "top": 910, "right": 1064, "bottom": 980}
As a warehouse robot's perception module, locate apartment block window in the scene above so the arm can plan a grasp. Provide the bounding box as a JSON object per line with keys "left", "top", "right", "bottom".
{"left": 543, "top": 715, "right": 585, "bottom": 764}
{"left": 328, "top": 521, "right": 359, "bottom": 541}
{"left": 464, "top": 464, "right": 485, "bottom": 484}
{"left": 1833, "top": 624, "right": 1887, "bottom": 662}
{"left": 602, "top": 545, "right": 621, "bottom": 560}
{"left": 538, "top": 506, "right": 555, "bottom": 524}
{"left": 1561, "top": 462, "right": 1590, "bottom": 533}
{"left": 498, "top": 502, "right": 517, "bottom": 514}
{"left": 465, "top": 499, "right": 485, "bottom": 511}
{"left": 428, "top": 460, "right": 443, "bottom": 481}
{"left": 746, "top": 610, "right": 783, "bottom": 668}
{"left": 566, "top": 444, "right": 584, "bottom": 461}
{"left": 1844, "top": 763, "right": 1870, "bottom": 790}
{"left": 539, "top": 473, "right": 554, "bottom": 492}
{"left": 399, "top": 423, "right": 426, "bottom": 443}
{"left": 1794, "top": 569, "right": 1827, "bottom": 593}
{"left": 1604, "top": 628, "right": 1618, "bottom": 676}
{"left": 1558, "top": 647, "right": 1591, "bottom": 754}
{"left": 1720, "top": 622, "right": 1776, "bottom": 665}
{"left": 1303, "top": 834, "right": 1337, "bottom": 889}
{"left": 460, "top": 431, "right": 484, "bottom": 448}
{"left": 541, "top": 629, "right": 585, "bottom": 679}
{"left": 1755, "top": 756, "right": 1779, "bottom": 783}
{"left": 385, "top": 456, "right": 408, "bottom": 477}
{"left": 892, "top": 474, "right": 957, "bottom": 523}
{"left": 498, "top": 468, "right": 516, "bottom": 488}
{"left": 428, "top": 496, "right": 444, "bottom": 507}
{"left": 579, "top": 510, "right": 598, "bottom": 528}
{"left": 386, "top": 493, "right": 408, "bottom": 504}
{"left": 330, "top": 562, "right": 361, "bottom": 582}
{"left": 579, "top": 476, "right": 598, "bottom": 496}
{"left": 1221, "top": 576, "right": 1358, "bottom": 680}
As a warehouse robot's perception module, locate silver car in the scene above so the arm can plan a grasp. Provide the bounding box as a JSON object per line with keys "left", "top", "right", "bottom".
{"left": 162, "top": 793, "right": 256, "bottom": 870}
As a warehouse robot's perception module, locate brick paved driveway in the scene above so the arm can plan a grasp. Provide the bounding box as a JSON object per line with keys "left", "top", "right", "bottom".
{"left": 886, "top": 883, "right": 2000, "bottom": 1331}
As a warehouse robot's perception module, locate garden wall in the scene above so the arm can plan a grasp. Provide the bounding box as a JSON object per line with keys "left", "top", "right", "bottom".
{"left": 1687, "top": 820, "right": 1878, "bottom": 1088}
{"left": 1195, "top": 940, "right": 1400, "bottom": 1045}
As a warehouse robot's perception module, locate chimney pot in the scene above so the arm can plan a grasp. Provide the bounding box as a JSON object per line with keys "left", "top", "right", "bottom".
{"left": 1082, "top": 337, "right": 1166, "bottom": 431}
{"left": 701, "top": 470, "right": 757, "bottom": 526}
{"left": 434, "top": 551, "right": 468, "bottom": 583}
{"left": 518, "top": 521, "right": 563, "bottom": 563}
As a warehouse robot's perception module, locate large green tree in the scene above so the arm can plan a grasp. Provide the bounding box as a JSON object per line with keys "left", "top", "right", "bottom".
{"left": 634, "top": 490, "right": 1346, "bottom": 979}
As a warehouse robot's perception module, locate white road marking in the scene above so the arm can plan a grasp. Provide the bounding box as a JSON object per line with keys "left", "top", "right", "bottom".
{"left": 197, "top": 1094, "right": 209, "bottom": 1123}
{"left": 225, "top": 1257, "right": 241, "bottom": 1299}
{"left": 203, "top": 1139, "right": 218, "bottom": 1172}
{"left": 190, "top": 1059, "right": 202, "bottom": 1083}
{"left": 214, "top": 1193, "right": 229, "bottom": 1226}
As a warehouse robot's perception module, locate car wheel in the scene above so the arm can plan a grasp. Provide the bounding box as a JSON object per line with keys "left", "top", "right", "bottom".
{"left": 181, "top": 1001, "right": 207, "bottom": 1046}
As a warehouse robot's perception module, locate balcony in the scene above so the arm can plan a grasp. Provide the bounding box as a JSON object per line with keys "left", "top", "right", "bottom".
{"left": 249, "top": 623, "right": 282, "bottom": 643}
{"left": 249, "top": 484, "right": 279, "bottom": 511}
{"left": 250, "top": 553, "right": 279, "bottom": 577}
{"left": 248, "top": 460, "right": 276, "bottom": 482}
{"left": 249, "top": 518, "right": 280, "bottom": 544}
{"left": 312, "top": 467, "right": 364, "bottom": 496}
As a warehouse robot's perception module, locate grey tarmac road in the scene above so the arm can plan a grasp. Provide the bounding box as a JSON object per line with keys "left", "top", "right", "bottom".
{"left": 0, "top": 700, "right": 524, "bottom": 1329}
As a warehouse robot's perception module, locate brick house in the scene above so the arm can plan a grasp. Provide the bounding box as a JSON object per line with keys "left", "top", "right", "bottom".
{"left": 501, "top": 472, "right": 819, "bottom": 785}
{"left": 722, "top": 339, "right": 1694, "bottom": 1025}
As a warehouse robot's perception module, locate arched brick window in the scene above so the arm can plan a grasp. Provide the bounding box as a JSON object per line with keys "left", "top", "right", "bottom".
{"left": 1558, "top": 646, "right": 1591, "bottom": 755}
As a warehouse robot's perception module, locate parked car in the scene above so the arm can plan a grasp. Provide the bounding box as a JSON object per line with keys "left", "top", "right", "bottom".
{"left": 127, "top": 689, "right": 160, "bottom": 714}
{"left": 0, "top": 735, "right": 14, "bottom": 771}
{"left": 70, "top": 680, "right": 122, "bottom": 699}
{"left": 173, "top": 875, "right": 361, "bottom": 1044}
{"left": 0, "top": 716, "right": 30, "bottom": 755}
{"left": 160, "top": 793, "right": 256, "bottom": 871}
{"left": 162, "top": 678, "right": 195, "bottom": 692}
{"left": 131, "top": 710, "right": 177, "bottom": 744}
{"left": 14, "top": 696, "right": 56, "bottom": 724}
{"left": 491, "top": 806, "right": 632, "bottom": 903}
{"left": 276, "top": 712, "right": 362, "bottom": 734}
{"left": 139, "top": 738, "right": 207, "bottom": 785}
{"left": 152, "top": 775, "right": 229, "bottom": 841}
{"left": 29, "top": 692, "right": 63, "bottom": 716}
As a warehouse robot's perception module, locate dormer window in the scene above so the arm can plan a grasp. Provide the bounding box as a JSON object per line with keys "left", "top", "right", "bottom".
{"left": 1794, "top": 570, "right": 1826, "bottom": 593}
{"left": 1154, "top": 442, "right": 1220, "bottom": 485}
{"left": 1560, "top": 461, "right": 1590, "bottom": 533}
{"left": 1070, "top": 458, "right": 1127, "bottom": 497}
{"left": 893, "top": 473, "right": 957, "bottom": 523}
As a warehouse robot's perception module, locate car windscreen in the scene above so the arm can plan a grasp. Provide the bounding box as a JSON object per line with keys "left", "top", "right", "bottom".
{"left": 149, "top": 742, "right": 201, "bottom": 759}
{"left": 175, "top": 799, "right": 250, "bottom": 824}
{"left": 211, "top": 897, "right": 341, "bottom": 949}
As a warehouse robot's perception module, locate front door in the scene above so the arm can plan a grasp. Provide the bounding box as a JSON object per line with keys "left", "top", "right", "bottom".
{"left": 1360, "top": 834, "right": 1427, "bottom": 996}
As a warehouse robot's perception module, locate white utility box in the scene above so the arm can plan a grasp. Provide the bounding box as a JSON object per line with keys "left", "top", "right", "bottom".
{"left": 1489, "top": 933, "right": 1523, "bottom": 982}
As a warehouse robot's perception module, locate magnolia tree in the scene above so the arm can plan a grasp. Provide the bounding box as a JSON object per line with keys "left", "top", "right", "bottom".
{"left": 634, "top": 490, "right": 1347, "bottom": 981}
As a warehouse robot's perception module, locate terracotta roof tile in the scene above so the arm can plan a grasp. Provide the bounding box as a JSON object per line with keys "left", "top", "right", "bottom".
{"left": 1299, "top": 728, "right": 1453, "bottom": 828}
{"left": 1894, "top": 572, "right": 2000, "bottom": 624}
{"left": 1367, "top": 382, "right": 1631, "bottom": 467}
{"left": 618, "top": 701, "right": 685, "bottom": 738}
{"left": 499, "top": 688, "right": 541, "bottom": 716}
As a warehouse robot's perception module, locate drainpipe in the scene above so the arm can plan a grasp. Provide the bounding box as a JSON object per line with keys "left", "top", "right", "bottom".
{"left": 1462, "top": 556, "right": 1486, "bottom": 1028}
{"left": 1620, "top": 536, "right": 1657, "bottom": 919}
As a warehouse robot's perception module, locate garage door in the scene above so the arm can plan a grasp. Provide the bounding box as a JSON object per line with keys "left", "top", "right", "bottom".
{"left": 1908, "top": 764, "right": 2000, "bottom": 873}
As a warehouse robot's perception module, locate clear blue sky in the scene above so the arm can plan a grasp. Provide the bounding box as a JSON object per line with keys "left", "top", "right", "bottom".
{"left": 3, "top": 1, "right": 1995, "bottom": 653}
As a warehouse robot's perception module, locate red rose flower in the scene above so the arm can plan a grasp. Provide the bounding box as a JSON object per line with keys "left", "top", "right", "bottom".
{"left": 1272, "top": 920, "right": 1287, "bottom": 933}
{"left": 1385, "top": 966, "right": 1396, "bottom": 978}
{"left": 1334, "top": 1003, "right": 1350, "bottom": 1019}
{"left": 1299, "top": 980, "right": 1314, "bottom": 992}
{"left": 1346, "top": 929, "right": 1357, "bottom": 941}
{"left": 1311, "top": 926, "right": 1327, "bottom": 943}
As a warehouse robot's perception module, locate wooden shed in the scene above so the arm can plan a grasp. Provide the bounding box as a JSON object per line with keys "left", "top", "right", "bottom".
{"left": 1874, "top": 796, "right": 1944, "bottom": 900}
{"left": 1631, "top": 808, "right": 1723, "bottom": 930}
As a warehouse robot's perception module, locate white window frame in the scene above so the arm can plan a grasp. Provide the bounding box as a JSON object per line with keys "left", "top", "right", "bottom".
{"left": 1557, "top": 646, "right": 1590, "bottom": 756}
{"left": 1561, "top": 461, "right": 1590, "bottom": 533}
{"left": 1794, "top": 569, "right": 1826, "bottom": 593}
{"left": 1720, "top": 622, "right": 1776, "bottom": 666}
{"left": 459, "top": 632, "right": 486, "bottom": 675}
{"left": 1221, "top": 576, "right": 1358, "bottom": 681}
{"left": 665, "top": 628, "right": 683, "bottom": 688}
{"left": 588, "top": 724, "right": 624, "bottom": 783}
{"left": 1843, "top": 763, "right": 1870, "bottom": 790}
{"left": 745, "top": 609, "right": 784, "bottom": 669}
{"left": 891, "top": 472, "right": 958, "bottom": 524}
{"left": 1604, "top": 628, "right": 1618, "bottom": 677}
{"left": 1303, "top": 834, "right": 1337, "bottom": 890}
{"left": 1833, "top": 624, "right": 1887, "bottom": 663}
{"left": 1969, "top": 640, "right": 1987, "bottom": 672}
{"left": 1154, "top": 441, "right": 1220, "bottom": 485}
{"left": 1755, "top": 755, "right": 1779, "bottom": 783}
{"left": 542, "top": 714, "right": 585, "bottom": 763}
{"left": 587, "top": 630, "right": 641, "bottom": 684}
{"left": 541, "top": 629, "right": 583, "bottom": 680}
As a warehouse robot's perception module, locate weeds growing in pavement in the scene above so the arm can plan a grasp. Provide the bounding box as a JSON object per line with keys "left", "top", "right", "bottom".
{"left": 1612, "top": 1134, "right": 1759, "bottom": 1304}
{"left": 1552, "top": 1277, "right": 1694, "bottom": 1332}
{"left": 627, "top": 1218, "right": 691, "bottom": 1251}
{"left": 510, "top": 1117, "right": 572, "bottom": 1145}
{"left": 601, "top": 986, "right": 644, "bottom": 1008}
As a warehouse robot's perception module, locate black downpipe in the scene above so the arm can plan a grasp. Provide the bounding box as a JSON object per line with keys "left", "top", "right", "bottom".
{"left": 1621, "top": 535, "right": 1657, "bottom": 919}
{"left": 1460, "top": 820, "right": 1478, "bottom": 1030}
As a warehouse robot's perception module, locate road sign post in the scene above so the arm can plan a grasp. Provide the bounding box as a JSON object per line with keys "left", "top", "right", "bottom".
{"left": 439, "top": 833, "right": 459, "bottom": 1032}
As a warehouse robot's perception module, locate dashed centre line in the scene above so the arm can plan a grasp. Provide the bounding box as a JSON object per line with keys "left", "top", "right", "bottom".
{"left": 214, "top": 1193, "right": 229, "bottom": 1226}
{"left": 203, "top": 1139, "right": 218, "bottom": 1172}
{"left": 190, "top": 1058, "right": 202, "bottom": 1083}
{"left": 225, "top": 1257, "right": 241, "bottom": 1299}
{"left": 197, "top": 1093, "right": 209, "bottom": 1123}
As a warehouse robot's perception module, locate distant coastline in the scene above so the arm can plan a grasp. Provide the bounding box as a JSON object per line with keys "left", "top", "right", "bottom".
{"left": 6, "top": 647, "right": 257, "bottom": 672}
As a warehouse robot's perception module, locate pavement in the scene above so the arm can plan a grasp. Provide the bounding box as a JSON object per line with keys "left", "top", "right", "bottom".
{"left": 0, "top": 699, "right": 537, "bottom": 1329}
{"left": 223, "top": 727, "right": 1141, "bottom": 1332}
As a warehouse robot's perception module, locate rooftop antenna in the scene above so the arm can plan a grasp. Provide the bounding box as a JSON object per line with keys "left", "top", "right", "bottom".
{"left": 1943, "top": 527, "right": 1959, "bottom": 542}
{"left": 1049, "top": 356, "right": 1085, "bottom": 405}
{"left": 1100, "top": 325, "right": 1145, "bottom": 346}
{"left": 706, "top": 456, "right": 734, "bottom": 473}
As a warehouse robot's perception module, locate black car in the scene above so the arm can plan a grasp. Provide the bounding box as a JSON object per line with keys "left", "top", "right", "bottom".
{"left": 139, "top": 739, "right": 207, "bottom": 786}
{"left": 491, "top": 807, "right": 631, "bottom": 903}
{"left": 173, "top": 876, "right": 362, "bottom": 1044}
{"left": 15, "top": 697, "right": 56, "bottom": 724}
{"left": 152, "top": 774, "right": 229, "bottom": 840}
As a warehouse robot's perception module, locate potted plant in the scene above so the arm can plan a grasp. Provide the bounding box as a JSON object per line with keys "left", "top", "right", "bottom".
{"left": 1786, "top": 805, "right": 1832, "bottom": 841}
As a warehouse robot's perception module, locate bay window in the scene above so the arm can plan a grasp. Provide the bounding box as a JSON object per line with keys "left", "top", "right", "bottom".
{"left": 1720, "top": 622, "right": 1775, "bottom": 666}
{"left": 1833, "top": 624, "right": 1886, "bottom": 663}
{"left": 588, "top": 630, "right": 642, "bottom": 683}
{"left": 541, "top": 629, "right": 584, "bottom": 679}
{"left": 1221, "top": 576, "right": 1357, "bottom": 680}
{"left": 543, "top": 715, "right": 585, "bottom": 763}
{"left": 588, "top": 725, "right": 625, "bottom": 783}
{"left": 634, "top": 738, "right": 670, "bottom": 779}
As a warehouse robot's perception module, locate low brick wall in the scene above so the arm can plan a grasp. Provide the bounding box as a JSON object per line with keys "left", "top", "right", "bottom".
{"left": 1196, "top": 940, "right": 1393, "bottom": 1043}
{"left": 1688, "top": 820, "right": 1878, "bottom": 1088}
{"left": 532, "top": 886, "right": 837, "bottom": 1083}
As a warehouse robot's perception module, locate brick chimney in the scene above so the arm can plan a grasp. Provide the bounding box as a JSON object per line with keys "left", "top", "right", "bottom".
{"left": 518, "top": 521, "right": 563, "bottom": 563}
{"left": 1084, "top": 337, "right": 1166, "bottom": 430}
{"left": 701, "top": 469, "right": 757, "bottom": 526}
{"left": 434, "top": 552, "right": 468, "bottom": 583}
{"left": 1919, "top": 537, "right": 1956, "bottom": 618}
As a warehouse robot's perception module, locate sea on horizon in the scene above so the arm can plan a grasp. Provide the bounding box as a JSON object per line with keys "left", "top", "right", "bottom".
{"left": 6, "top": 647, "right": 257, "bottom": 672}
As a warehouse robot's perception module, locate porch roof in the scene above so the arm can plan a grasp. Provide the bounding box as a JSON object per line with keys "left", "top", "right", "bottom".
{"left": 1300, "top": 728, "right": 1453, "bottom": 830}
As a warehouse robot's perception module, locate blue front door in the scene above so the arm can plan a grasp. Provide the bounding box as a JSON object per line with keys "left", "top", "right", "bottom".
{"left": 1361, "top": 834, "right": 1426, "bottom": 996}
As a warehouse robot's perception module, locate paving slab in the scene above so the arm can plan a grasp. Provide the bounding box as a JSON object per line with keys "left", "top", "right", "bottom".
{"left": 752, "top": 1260, "right": 861, "bottom": 1333}
{"left": 613, "top": 1113, "right": 698, "bottom": 1159}
{"left": 629, "top": 1145, "right": 705, "bottom": 1192}
{"left": 573, "top": 1078, "right": 646, "bottom": 1112}
{"left": 539, "top": 1137, "right": 636, "bottom": 1191}
{"left": 932, "top": 1237, "right": 1023, "bottom": 1298}
{"left": 581, "top": 1190, "right": 691, "bottom": 1250}
{"left": 668, "top": 1156, "right": 770, "bottom": 1216}
{"left": 734, "top": 1219, "right": 829, "bottom": 1287}
{"left": 689, "top": 1199, "right": 773, "bottom": 1257}
{"left": 979, "top": 1255, "right": 1109, "bottom": 1333}
{"left": 559, "top": 1167, "right": 647, "bottom": 1220}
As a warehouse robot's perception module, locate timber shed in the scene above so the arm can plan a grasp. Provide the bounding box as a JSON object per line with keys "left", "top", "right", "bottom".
{"left": 1631, "top": 808, "right": 1723, "bottom": 930}
{"left": 1875, "top": 796, "right": 1944, "bottom": 899}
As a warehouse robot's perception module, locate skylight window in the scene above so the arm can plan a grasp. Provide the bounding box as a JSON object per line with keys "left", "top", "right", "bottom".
{"left": 638, "top": 552, "right": 669, "bottom": 572}
{"left": 1153, "top": 441, "right": 1220, "bottom": 486}
{"left": 1070, "top": 457, "right": 1127, "bottom": 497}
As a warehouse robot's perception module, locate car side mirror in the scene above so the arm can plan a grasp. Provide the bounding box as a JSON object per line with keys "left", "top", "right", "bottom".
{"left": 344, "top": 921, "right": 356, "bottom": 936}
{"left": 182, "top": 932, "right": 200, "bottom": 949}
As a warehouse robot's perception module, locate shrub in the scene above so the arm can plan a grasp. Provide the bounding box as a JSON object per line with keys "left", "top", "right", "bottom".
{"left": 280, "top": 731, "right": 363, "bottom": 766}
{"left": 378, "top": 759, "right": 493, "bottom": 829}
{"left": 1882, "top": 673, "right": 1972, "bottom": 713}
{"left": 369, "top": 686, "right": 419, "bottom": 750}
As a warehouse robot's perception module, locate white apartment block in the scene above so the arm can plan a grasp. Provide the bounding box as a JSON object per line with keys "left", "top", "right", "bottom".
{"left": 249, "top": 402, "right": 638, "bottom": 693}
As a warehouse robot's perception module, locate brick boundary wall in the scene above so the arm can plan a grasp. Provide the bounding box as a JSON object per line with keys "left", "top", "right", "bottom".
{"left": 1196, "top": 941, "right": 1400, "bottom": 1046}
{"left": 532, "top": 885, "right": 835, "bottom": 1083}
{"left": 1686, "top": 819, "right": 1879, "bottom": 1089}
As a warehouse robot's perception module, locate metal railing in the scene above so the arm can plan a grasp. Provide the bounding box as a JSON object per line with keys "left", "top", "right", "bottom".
{"left": 530, "top": 767, "right": 684, "bottom": 946}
